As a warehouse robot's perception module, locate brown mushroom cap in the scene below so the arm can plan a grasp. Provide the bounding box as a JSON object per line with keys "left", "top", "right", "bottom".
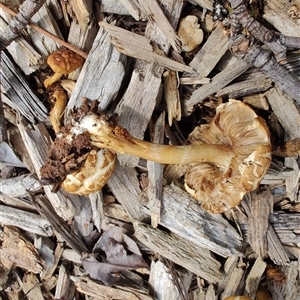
{"left": 47, "top": 48, "right": 84, "bottom": 74}
{"left": 62, "top": 149, "right": 116, "bottom": 195}
{"left": 184, "top": 99, "right": 271, "bottom": 213}
{"left": 44, "top": 49, "right": 84, "bottom": 87}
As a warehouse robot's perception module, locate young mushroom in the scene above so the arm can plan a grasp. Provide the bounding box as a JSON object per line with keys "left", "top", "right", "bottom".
{"left": 41, "top": 99, "right": 271, "bottom": 213}
{"left": 44, "top": 48, "right": 84, "bottom": 88}
{"left": 178, "top": 15, "right": 204, "bottom": 52}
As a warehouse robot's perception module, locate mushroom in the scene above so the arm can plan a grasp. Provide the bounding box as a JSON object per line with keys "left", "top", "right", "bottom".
{"left": 178, "top": 15, "right": 204, "bottom": 52}
{"left": 41, "top": 99, "right": 271, "bottom": 213}
{"left": 44, "top": 48, "right": 84, "bottom": 88}
{"left": 49, "top": 87, "right": 68, "bottom": 133}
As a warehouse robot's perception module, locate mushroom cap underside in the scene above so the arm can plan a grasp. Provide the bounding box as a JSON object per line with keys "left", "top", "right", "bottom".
{"left": 185, "top": 99, "right": 271, "bottom": 213}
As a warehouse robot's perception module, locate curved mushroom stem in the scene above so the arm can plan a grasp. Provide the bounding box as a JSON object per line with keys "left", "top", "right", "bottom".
{"left": 77, "top": 114, "right": 234, "bottom": 172}
{"left": 44, "top": 72, "right": 63, "bottom": 88}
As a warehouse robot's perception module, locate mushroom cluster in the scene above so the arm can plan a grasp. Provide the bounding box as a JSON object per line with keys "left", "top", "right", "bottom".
{"left": 41, "top": 99, "right": 271, "bottom": 213}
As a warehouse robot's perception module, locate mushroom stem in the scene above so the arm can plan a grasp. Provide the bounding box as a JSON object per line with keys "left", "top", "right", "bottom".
{"left": 77, "top": 115, "right": 234, "bottom": 171}
{"left": 44, "top": 72, "right": 63, "bottom": 88}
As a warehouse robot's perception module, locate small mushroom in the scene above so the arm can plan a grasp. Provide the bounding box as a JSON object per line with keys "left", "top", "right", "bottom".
{"left": 178, "top": 15, "right": 204, "bottom": 52}
{"left": 62, "top": 149, "right": 116, "bottom": 195}
{"left": 49, "top": 87, "right": 68, "bottom": 133}
{"left": 41, "top": 99, "right": 271, "bottom": 212}
{"left": 44, "top": 48, "right": 84, "bottom": 88}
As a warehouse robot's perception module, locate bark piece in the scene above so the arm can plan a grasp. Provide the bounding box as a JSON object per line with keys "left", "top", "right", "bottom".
{"left": 1, "top": 52, "right": 49, "bottom": 125}
{"left": 136, "top": 0, "right": 181, "bottom": 52}
{"left": 54, "top": 263, "right": 76, "bottom": 300}
{"left": 245, "top": 257, "right": 267, "bottom": 299}
{"left": 66, "top": 18, "right": 128, "bottom": 115}
{"left": 73, "top": 276, "right": 152, "bottom": 300}
{"left": 267, "top": 225, "right": 290, "bottom": 265}
{"left": 184, "top": 58, "right": 251, "bottom": 114}
{"left": 28, "top": 3, "right": 62, "bottom": 56}
{"left": 189, "top": 25, "right": 229, "bottom": 77}
{"left": 0, "top": 205, "right": 53, "bottom": 237}
{"left": 0, "top": 14, "right": 42, "bottom": 74}
{"left": 134, "top": 222, "right": 222, "bottom": 283}
{"left": 215, "top": 77, "right": 273, "bottom": 98}
{"left": 22, "top": 273, "right": 44, "bottom": 300}
{"left": 163, "top": 71, "right": 181, "bottom": 126}
{"left": 245, "top": 188, "right": 273, "bottom": 258}
{"left": 107, "top": 162, "right": 150, "bottom": 222}
{"left": 188, "top": 0, "right": 214, "bottom": 11}
{"left": 114, "top": 63, "right": 162, "bottom": 167}
{"left": 264, "top": 0, "right": 300, "bottom": 37}
{"left": 0, "top": 226, "right": 44, "bottom": 273}
{"left": 32, "top": 194, "right": 89, "bottom": 255}
{"left": 68, "top": 0, "right": 92, "bottom": 31}
{"left": 159, "top": 182, "right": 242, "bottom": 257}
{"left": 147, "top": 112, "right": 165, "bottom": 227}
{"left": 148, "top": 260, "right": 187, "bottom": 300}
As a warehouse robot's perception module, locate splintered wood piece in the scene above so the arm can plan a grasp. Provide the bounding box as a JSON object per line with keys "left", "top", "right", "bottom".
{"left": 245, "top": 257, "right": 267, "bottom": 299}
{"left": 0, "top": 15, "right": 42, "bottom": 74}
{"left": 148, "top": 260, "right": 187, "bottom": 299}
{"left": 160, "top": 182, "right": 242, "bottom": 257}
{"left": 66, "top": 18, "right": 128, "bottom": 115}
{"left": 55, "top": 264, "right": 76, "bottom": 300}
{"left": 245, "top": 188, "right": 273, "bottom": 258}
{"left": 68, "top": 0, "right": 92, "bottom": 31}
{"left": 184, "top": 58, "right": 251, "bottom": 114}
{"left": 163, "top": 70, "right": 181, "bottom": 126}
{"left": 41, "top": 242, "right": 64, "bottom": 281}
{"left": 189, "top": 25, "right": 229, "bottom": 77}
{"left": 28, "top": 3, "right": 63, "bottom": 56}
{"left": 32, "top": 194, "right": 89, "bottom": 255}
{"left": 264, "top": 0, "right": 300, "bottom": 37}
{"left": 134, "top": 222, "right": 223, "bottom": 283}
{"left": 0, "top": 205, "right": 53, "bottom": 237}
{"left": 147, "top": 112, "right": 165, "bottom": 227}
{"left": 188, "top": 0, "right": 214, "bottom": 11}
{"left": 107, "top": 162, "right": 150, "bottom": 222}
{"left": 221, "top": 264, "right": 245, "bottom": 298}
{"left": 89, "top": 192, "right": 106, "bottom": 232}
{"left": 266, "top": 88, "right": 300, "bottom": 140}
{"left": 136, "top": 0, "right": 181, "bottom": 52}
{"left": 1, "top": 52, "right": 49, "bottom": 125}
{"left": 73, "top": 277, "right": 152, "bottom": 300}
{"left": 67, "top": 19, "right": 99, "bottom": 54}
{"left": 22, "top": 273, "right": 44, "bottom": 300}
{"left": 119, "top": 0, "right": 144, "bottom": 20}
{"left": 215, "top": 77, "right": 273, "bottom": 98}
{"left": 0, "top": 226, "right": 44, "bottom": 273}
{"left": 0, "top": 0, "right": 47, "bottom": 51}
{"left": 100, "top": 22, "right": 192, "bottom": 73}
{"left": 269, "top": 213, "right": 300, "bottom": 248}
{"left": 267, "top": 225, "right": 290, "bottom": 265}
{"left": 100, "top": 0, "right": 134, "bottom": 16}
{"left": 265, "top": 88, "right": 300, "bottom": 201}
